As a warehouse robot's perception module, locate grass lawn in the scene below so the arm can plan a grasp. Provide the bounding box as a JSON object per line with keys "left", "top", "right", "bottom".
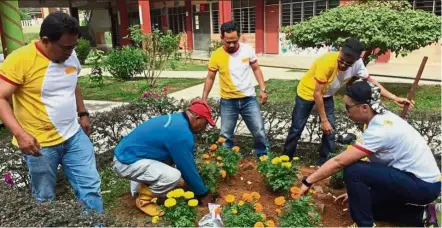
{"left": 264, "top": 79, "right": 441, "bottom": 113}
{"left": 165, "top": 59, "right": 208, "bottom": 71}
{"left": 78, "top": 77, "right": 204, "bottom": 102}
{"left": 0, "top": 127, "right": 10, "bottom": 138}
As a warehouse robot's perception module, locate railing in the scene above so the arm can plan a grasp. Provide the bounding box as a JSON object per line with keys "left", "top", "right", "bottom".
{"left": 21, "top": 19, "right": 43, "bottom": 27}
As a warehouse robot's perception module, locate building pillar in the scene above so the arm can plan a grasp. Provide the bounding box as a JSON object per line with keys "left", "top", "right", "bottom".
{"left": 219, "top": 0, "right": 232, "bottom": 24}
{"left": 255, "top": 0, "right": 264, "bottom": 54}
{"left": 0, "top": 0, "right": 24, "bottom": 56}
{"left": 185, "top": 0, "right": 193, "bottom": 50}
{"left": 138, "top": 0, "right": 152, "bottom": 34}
{"left": 117, "top": 0, "right": 131, "bottom": 46}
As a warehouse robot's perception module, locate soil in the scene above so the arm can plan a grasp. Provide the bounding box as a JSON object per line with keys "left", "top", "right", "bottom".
{"left": 111, "top": 160, "right": 390, "bottom": 227}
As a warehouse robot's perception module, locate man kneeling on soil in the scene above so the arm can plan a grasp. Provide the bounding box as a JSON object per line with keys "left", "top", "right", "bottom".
{"left": 298, "top": 81, "right": 441, "bottom": 227}
{"left": 113, "top": 100, "right": 214, "bottom": 216}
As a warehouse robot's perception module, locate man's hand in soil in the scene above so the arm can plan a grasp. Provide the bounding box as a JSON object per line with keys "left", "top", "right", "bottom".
{"left": 199, "top": 193, "right": 213, "bottom": 206}
{"left": 334, "top": 193, "right": 348, "bottom": 204}
{"left": 299, "top": 183, "right": 311, "bottom": 196}
{"left": 17, "top": 131, "right": 41, "bottom": 157}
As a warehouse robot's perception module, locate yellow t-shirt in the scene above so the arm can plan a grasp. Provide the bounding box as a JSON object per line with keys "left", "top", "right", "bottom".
{"left": 297, "top": 52, "right": 369, "bottom": 101}
{"left": 208, "top": 43, "right": 257, "bottom": 99}
{"left": 0, "top": 42, "right": 81, "bottom": 147}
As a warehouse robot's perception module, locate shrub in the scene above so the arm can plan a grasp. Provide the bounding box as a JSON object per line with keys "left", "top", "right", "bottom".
{"left": 76, "top": 38, "right": 91, "bottom": 64}
{"left": 208, "top": 39, "right": 223, "bottom": 56}
{"left": 257, "top": 152, "right": 299, "bottom": 192}
{"left": 220, "top": 193, "right": 267, "bottom": 227}
{"left": 277, "top": 196, "right": 322, "bottom": 227}
{"left": 103, "top": 46, "right": 147, "bottom": 80}
{"left": 161, "top": 188, "right": 199, "bottom": 227}
{"left": 86, "top": 49, "right": 105, "bottom": 87}
{"left": 23, "top": 33, "right": 39, "bottom": 45}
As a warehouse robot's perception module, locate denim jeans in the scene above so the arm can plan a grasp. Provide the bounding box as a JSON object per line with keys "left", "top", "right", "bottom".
{"left": 220, "top": 96, "right": 270, "bottom": 157}
{"left": 283, "top": 95, "right": 335, "bottom": 165}
{"left": 24, "top": 129, "right": 103, "bottom": 213}
{"left": 344, "top": 162, "right": 441, "bottom": 227}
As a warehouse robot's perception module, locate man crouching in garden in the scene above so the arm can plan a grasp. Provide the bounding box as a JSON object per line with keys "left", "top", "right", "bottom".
{"left": 113, "top": 99, "right": 214, "bottom": 216}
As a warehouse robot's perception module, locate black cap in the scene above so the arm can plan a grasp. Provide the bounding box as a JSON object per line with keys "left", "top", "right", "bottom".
{"left": 345, "top": 81, "right": 371, "bottom": 104}
{"left": 341, "top": 38, "right": 364, "bottom": 60}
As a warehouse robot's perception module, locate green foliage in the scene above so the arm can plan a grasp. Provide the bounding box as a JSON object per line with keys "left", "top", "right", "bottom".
{"left": 257, "top": 152, "right": 299, "bottom": 192}
{"left": 277, "top": 196, "right": 322, "bottom": 227}
{"left": 23, "top": 33, "right": 39, "bottom": 45}
{"left": 161, "top": 190, "right": 199, "bottom": 227}
{"left": 100, "top": 167, "right": 130, "bottom": 209}
{"left": 103, "top": 46, "right": 147, "bottom": 80}
{"left": 283, "top": 0, "right": 442, "bottom": 64}
{"left": 128, "top": 25, "right": 180, "bottom": 86}
{"left": 208, "top": 39, "right": 223, "bottom": 56}
{"left": 215, "top": 146, "right": 242, "bottom": 177}
{"left": 76, "top": 38, "right": 91, "bottom": 64}
{"left": 197, "top": 159, "right": 221, "bottom": 193}
{"left": 221, "top": 197, "right": 265, "bottom": 227}
{"left": 19, "top": 8, "right": 31, "bottom": 20}
{"left": 86, "top": 49, "right": 105, "bottom": 87}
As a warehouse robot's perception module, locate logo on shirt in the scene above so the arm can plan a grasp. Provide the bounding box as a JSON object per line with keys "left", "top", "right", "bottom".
{"left": 383, "top": 120, "right": 393, "bottom": 126}
{"left": 241, "top": 57, "right": 250, "bottom": 63}
{"left": 65, "top": 67, "right": 77, "bottom": 75}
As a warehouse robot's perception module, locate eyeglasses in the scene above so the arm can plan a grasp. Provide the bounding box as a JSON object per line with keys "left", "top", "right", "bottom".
{"left": 345, "top": 103, "right": 362, "bottom": 111}
{"left": 338, "top": 58, "right": 354, "bottom": 67}
{"left": 55, "top": 42, "right": 77, "bottom": 52}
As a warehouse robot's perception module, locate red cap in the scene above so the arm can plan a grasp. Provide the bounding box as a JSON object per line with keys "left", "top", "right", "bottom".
{"left": 188, "top": 99, "right": 215, "bottom": 126}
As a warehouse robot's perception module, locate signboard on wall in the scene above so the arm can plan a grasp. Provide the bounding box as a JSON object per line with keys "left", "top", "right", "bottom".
{"left": 200, "top": 4, "right": 206, "bottom": 12}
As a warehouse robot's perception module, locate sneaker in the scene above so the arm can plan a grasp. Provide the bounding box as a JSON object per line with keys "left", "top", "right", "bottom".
{"left": 424, "top": 204, "right": 439, "bottom": 227}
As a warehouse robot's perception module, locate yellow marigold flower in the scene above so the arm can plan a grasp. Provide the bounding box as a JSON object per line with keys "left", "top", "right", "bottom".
{"left": 210, "top": 144, "right": 217, "bottom": 151}
{"left": 174, "top": 188, "right": 185, "bottom": 197}
{"left": 259, "top": 155, "right": 268, "bottom": 162}
{"left": 166, "top": 191, "right": 175, "bottom": 199}
{"left": 204, "top": 160, "right": 210, "bottom": 164}
{"left": 202, "top": 153, "right": 210, "bottom": 159}
{"left": 254, "top": 222, "right": 264, "bottom": 228}
{"left": 232, "top": 209, "right": 238, "bottom": 214}
{"left": 251, "top": 192, "right": 261, "bottom": 200}
{"left": 217, "top": 162, "right": 224, "bottom": 167}
{"left": 217, "top": 137, "right": 226, "bottom": 144}
{"left": 254, "top": 203, "right": 263, "bottom": 212}
{"left": 274, "top": 196, "right": 286, "bottom": 206}
{"left": 232, "top": 146, "right": 240, "bottom": 153}
{"left": 220, "top": 170, "right": 227, "bottom": 178}
{"left": 309, "top": 189, "right": 316, "bottom": 195}
{"left": 242, "top": 193, "right": 253, "bottom": 202}
{"left": 261, "top": 214, "right": 266, "bottom": 220}
{"left": 164, "top": 198, "right": 177, "bottom": 208}
{"left": 225, "top": 194, "right": 235, "bottom": 203}
{"left": 184, "top": 191, "right": 194, "bottom": 199}
{"left": 238, "top": 200, "right": 245, "bottom": 206}
{"left": 188, "top": 199, "right": 198, "bottom": 207}
{"left": 152, "top": 216, "right": 159, "bottom": 224}
{"left": 282, "top": 162, "right": 292, "bottom": 169}
{"left": 275, "top": 208, "right": 282, "bottom": 215}
{"left": 271, "top": 157, "right": 281, "bottom": 165}
{"left": 217, "top": 156, "right": 223, "bottom": 161}
{"left": 266, "top": 220, "right": 276, "bottom": 227}
{"left": 280, "top": 155, "right": 290, "bottom": 162}
{"left": 292, "top": 157, "right": 300, "bottom": 161}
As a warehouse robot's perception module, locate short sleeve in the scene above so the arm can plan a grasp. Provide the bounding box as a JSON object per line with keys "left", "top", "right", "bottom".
{"left": 0, "top": 50, "right": 26, "bottom": 85}
{"left": 354, "top": 123, "right": 387, "bottom": 155}
{"left": 208, "top": 53, "right": 218, "bottom": 72}
{"left": 353, "top": 59, "right": 369, "bottom": 80}
{"left": 314, "top": 58, "right": 334, "bottom": 84}
{"left": 249, "top": 46, "right": 258, "bottom": 64}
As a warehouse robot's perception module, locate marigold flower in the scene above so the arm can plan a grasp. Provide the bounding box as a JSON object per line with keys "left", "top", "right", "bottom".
{"left": 202, "top": 154, "right": 210, "bottom": 159}
{"left": 251, "top": 192, "right": 261, "bottom": 200}
{"left": 290, "top": 186, "right": 301, "bottom": 194}
{"left": 271, "top": 157, "right": 281, "bottom": 165}
{"left": 232, "top": 209, "right": 238, "bottom": 214}
{"left": 174, "top": 188, "right": 185, "bottom": 197}
{"left": 282, "top": 162, "right": 292, "bottom": 169}
{"left": 266, "top": 220, "right": 276, "bottom": 227}
{"left": 188, "top": 199, "right": 199, "bottom": 207}
{"left": 261, "top": 214, "right": 266, "bottom": 220}
{"left": 259, "top": 155, "right": 268, "bottom": 162}
{"left": 242, "top": 193, "right": 253, "bottom": 202}
{"left": 254, "top": 222, "right": 264, "bottom": 228}
{"left": 210, "top": 144, "right": 217, "bottom": 151}
{"left": 232, "top": 146, "right": 240, "bottom": 152}
{"left": 274, "top": 196, "right": 286, "bottom": 206}
{"left": 225, "top": 194, "right": 235, "bottom": 203}
{"left": 275, "top": 208, "right": 282, "bottom": 215}
{"left": 238, "top": 200, "right": 245, "bottom": 206}
{"left": 280, "top": 155, "right": 290, "bottom": 162}
{"left": 217, "top": 137, "right": 226, "bottom": 144}
{"left": 254, "top": 203, "right": 263, "bottom": 212}
{"left": 184, "top": 191, "right": 194, "bottom": 199}
{"left": 210, "top": 153, "right": 216, "bottom": 158}
{"left": 164, "top": 198, "right": 177, "bottom": 207}
{"left": 217, "top": 156, "right": 223, "bottom": 161}
{"left": 152, "top": 216, "right": 159, "bottom": 224}
{"left": 204, "top": 160, "right": 210, "bottom": 164}
{"left": 220, "top": 170, "right": 227, "bottom": 178}
{"left": 217, "top": 162, "right": 224, "bottom": 167}
{"left": 166, "top": 191, "right": 175, "bottom": 198}
{"left": 292, "top": 157, "right": 300, "bottom": 161}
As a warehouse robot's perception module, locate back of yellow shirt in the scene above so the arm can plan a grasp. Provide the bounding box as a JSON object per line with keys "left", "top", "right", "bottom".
{"left": 297, "top": 52, "right": 339, "bottom": 101}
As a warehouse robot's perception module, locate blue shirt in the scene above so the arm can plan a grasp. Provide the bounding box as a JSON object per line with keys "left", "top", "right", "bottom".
{"left": 114, "top": 113, "right": 208, "bottom": 196}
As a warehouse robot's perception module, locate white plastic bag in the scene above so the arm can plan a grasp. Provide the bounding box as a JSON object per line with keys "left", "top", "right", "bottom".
{"left": 130, "top": 181, "right": 140, "bottom": 196}
{"left": 198, "top": 203, "right": 223, "bottom": 227}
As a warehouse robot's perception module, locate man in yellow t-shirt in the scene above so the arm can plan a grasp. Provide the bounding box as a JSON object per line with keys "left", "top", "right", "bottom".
{"left": 202, "top": 21, "right": 269, "bottom": 157}
{"left": 0, "top": 12, "right": 102, "bottom": 212}
{"left": 283, "top": 38, "right": 413, "bottom": 166}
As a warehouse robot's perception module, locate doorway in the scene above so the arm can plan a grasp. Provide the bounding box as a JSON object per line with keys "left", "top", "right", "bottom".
{"left": 265, "top": 4, "right": 279, "bottom": 54}
{"left": 193, "top": 4, "right": 211, "bottom": 51}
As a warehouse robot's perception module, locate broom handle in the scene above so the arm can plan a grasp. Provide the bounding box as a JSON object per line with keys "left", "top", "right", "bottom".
{"left": 400, "top": 56, "right": 428, "bottom": 119}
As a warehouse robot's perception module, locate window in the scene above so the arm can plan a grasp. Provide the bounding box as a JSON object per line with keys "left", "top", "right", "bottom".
{"left": 168, "top": 6, "right": 186, "bottom": 34}
{"left": 151, "top": 9, "right": 162, "bottom": 31}
{"left": 281, "top": 0, "right": 340, "bottom": 27}
{"left": 232, "top": 0, "right": 256, "bottom": 33}
{"left": 212, "top": 2, "right": 220, "bottom": 33}
{"left": 409, "top": 0, "right": 440, "bottom": 16}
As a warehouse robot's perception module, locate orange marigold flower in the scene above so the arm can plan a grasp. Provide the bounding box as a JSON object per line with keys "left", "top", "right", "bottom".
{"left": 217, "top": 156, "right": 223, "bottom": 161}
{"left": 232, "top": 146, "right": 240, "bottom": 152}
{"left": 220, "top": 170, "right": 227, "bottom": 178}
{"left": 266, "top": 220, "right": 276, "bottom": 227}
{"left": 210, "top": 144, "right": 217, "bottom": 151}
{"left": 204, "top": 161, "right": 210, "bottom": 164}
{"left": 275, "top": 208, "right": 282, "bottom": 215}
{"left": 274, "top": 196, "right": 286, "bottom": 206}
{"left": 210, "top": 153, "right": 216, "bottom": 158}
{"left": 254, "top": 203, "right": 263, "bottom": 212}
{"left": 290, "top": 186, "right": 301, "bottom": 194}
{"left": 225, "top": 194, "right": 235, "bottom": 203}
{"left": 251, "top": 192, "right": 261, "bottom": 200}
{"left": 217, "top": 137, "right": 226, "bottom": 144}
{"left": 254, "top": 222, "right": 264, "bottom": 228}
{"left": 242, "top": 193, "right": 253, "bottom": 202}
{"left": 291, "top": 193, "right": 300, "bottom": 199}
{"left": 217, "top": 162, "right": 224, "bottom": 167}
{"left": 202, "top": 154, "right": 210, "bottom": 159}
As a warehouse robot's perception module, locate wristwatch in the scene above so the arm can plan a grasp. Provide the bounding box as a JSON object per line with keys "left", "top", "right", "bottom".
{"left": 78, "top": 111, "right": 89, "bottom": 118}
{"left": 260, "top": 88, "right": 267, "bottom": 93}
{"left": 302, "top": 176, "right": 313, "bottom": 187}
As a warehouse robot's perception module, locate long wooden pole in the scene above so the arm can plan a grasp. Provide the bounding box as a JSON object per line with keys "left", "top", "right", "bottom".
{"left": 400, "top": 56, "right": 428, "bottom": 119}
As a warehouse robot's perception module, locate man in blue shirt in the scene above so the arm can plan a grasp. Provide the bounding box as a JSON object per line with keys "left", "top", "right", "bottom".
{"left": 113, "top": 100, "right": 215, "bottom": 216}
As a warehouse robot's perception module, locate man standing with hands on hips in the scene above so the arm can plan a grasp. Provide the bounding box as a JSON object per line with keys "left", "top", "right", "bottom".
{"left": 202, "top": 21, "right": 270, "bottom": 157}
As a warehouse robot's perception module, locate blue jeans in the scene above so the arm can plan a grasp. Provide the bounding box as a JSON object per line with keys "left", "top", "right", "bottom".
{"left": 283, "top": 95, "right": 335, "bottom": 165}
{"left": 24, "top": 129, "right": 103, "bottom": 213}
{"left": 344, "top": 162, "right": 441, "bottom": 227}
{"left": 220, "top": 96, "right": 270, "bottom": 156}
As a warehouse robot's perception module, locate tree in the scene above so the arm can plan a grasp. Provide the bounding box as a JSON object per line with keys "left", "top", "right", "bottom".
{"left": 19, "top": 8, "right": 32, "bottom": 20}
{"left": 282, "top": 0, "right": 441, "bottom": 66}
